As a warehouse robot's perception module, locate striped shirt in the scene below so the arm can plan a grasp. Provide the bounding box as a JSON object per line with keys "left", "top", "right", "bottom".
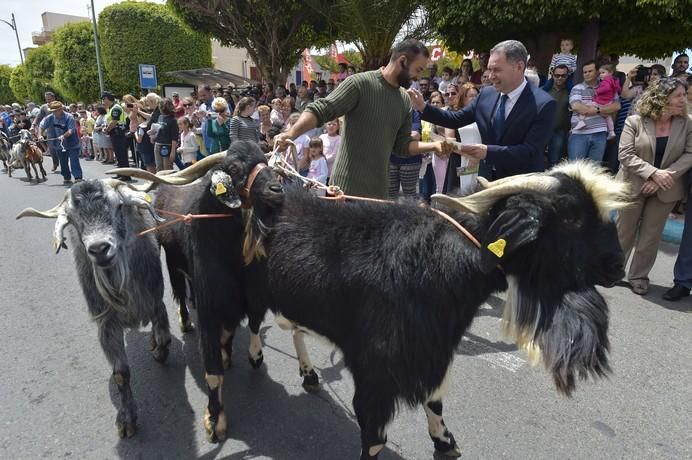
{"left": 550, "top": 53, "right": 577, "bottom": 73}
{"left": 229, "top": 116, "right": 260, "bottom": 145}
{"left": 569, "top": 82, "right": 618, "bottom": 134}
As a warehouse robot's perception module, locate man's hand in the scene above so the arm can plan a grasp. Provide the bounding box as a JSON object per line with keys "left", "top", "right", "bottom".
{"left": 274, "top": 132, "right": 294, "bottom": 150}
{"left": 406, "top": 88, "right": 426, "bottom": 112}
{"left": 641, "top": 179, "right": 659, "bottom": 195}
{"left": 459, "top": 143, "right": 488, "bottom": 160}
{"left": 651, "top": 169, "right": 676, "bottom": 190}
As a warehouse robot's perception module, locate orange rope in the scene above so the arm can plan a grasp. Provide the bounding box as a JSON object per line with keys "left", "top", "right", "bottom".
{"left": 137, "top": 209, "right": 234, "bottom": 237}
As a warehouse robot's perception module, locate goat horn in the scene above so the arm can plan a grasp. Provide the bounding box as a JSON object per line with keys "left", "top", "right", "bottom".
{"left": 16, "top": 191, "right": 70, "bottom": 219}
{"left": 433, "top": 175, "right": 560, "bottom": 214}
{"left": 107, "top": 152, "right": 226, "bottom": 186}
{"left": 103, "top": 178, "right": 166, "bottom": 223}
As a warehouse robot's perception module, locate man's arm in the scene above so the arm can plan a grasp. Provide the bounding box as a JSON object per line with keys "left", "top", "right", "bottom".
{"left": 408, "top": 88, "right": 477, "bottom": 129}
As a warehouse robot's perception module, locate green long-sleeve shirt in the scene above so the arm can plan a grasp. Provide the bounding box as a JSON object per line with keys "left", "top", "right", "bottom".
{"left": 305, "top": 70, "right": 412, "bottom": 199}
{"left": 205, "top": 116, "right": 230, "bottom": 154}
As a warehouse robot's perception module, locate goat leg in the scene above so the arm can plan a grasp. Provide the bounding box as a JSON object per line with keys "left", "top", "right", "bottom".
{"left": 293, "top": 330, "right": 320, "bottom": 392}
{"left": 149, "top": 299, "right": 171, "bottom": 363}
{"left": 204, "top": 374, "right": 227, "bottom": 442}
{"left": 424, "top": 399, "right": 461, "bottom": 457}
{"left": 99, "top": 321, "right": 137, "bottom": 438}
{"left": 38, "top": 160, "right": 47, "bottom": 181}
{"left": 220, "top": 327, "right": 234, "bottom": 370}
{"left": 247, "top": 314, "right": 264, "bottom": 369}
{"left": 354, "top": 386, "right": 391, "bottom": 460}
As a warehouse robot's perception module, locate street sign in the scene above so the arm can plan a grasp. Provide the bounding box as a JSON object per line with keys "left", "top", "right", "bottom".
{"left": 138, "top": 64, "right": 157, "bottom": 89}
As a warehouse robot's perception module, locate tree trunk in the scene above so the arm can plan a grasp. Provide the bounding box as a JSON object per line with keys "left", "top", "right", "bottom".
{"left": 574, "top": 17, "right": 600, "bottom": 84}
{"left": 524, "top": 31, "right": 559, "bottom": 78}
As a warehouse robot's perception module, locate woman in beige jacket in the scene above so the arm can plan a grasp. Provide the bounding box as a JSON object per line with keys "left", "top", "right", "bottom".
{"left": 617, "top": 78, "right": 692, "bottom": 295}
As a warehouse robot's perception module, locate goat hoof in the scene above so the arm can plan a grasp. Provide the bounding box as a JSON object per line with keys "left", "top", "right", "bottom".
{"left": 248, "top": 351, "right": 264, "bottom": 369}
{"left": 432, "top": 433, "right": 461, "bottom": 458}
{"left": 301, "top": 369, "right": 321, "bottom": 393}
{"left": 204, "top": 409, "right": 227, "bottom": 443}
{"left": 179, "top": 319, "right": 194, "bottom": 333}
{"left": 116, "top": 421, "right": 137, "bottom": 438}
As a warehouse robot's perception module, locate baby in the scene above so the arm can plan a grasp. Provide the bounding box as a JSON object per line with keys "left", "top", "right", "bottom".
{"left": 575, "top": 63, "right": 621, "bottom": 139}
{"left": 550, "top": 38, "right": 577, "bottom": 75}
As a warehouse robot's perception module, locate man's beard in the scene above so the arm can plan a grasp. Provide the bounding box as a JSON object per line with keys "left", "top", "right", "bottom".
{"left": 397, "top": 66, "right": 412, "bottom": 88}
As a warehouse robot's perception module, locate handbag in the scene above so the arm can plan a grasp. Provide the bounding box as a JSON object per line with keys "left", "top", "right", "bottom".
{"left": 159, "top": 144, "right": 171, "bottom": 157}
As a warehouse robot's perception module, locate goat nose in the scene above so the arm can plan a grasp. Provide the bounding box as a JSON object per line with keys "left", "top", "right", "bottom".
{"left": 88, "top": 241, "right": 111, "bottom": 257}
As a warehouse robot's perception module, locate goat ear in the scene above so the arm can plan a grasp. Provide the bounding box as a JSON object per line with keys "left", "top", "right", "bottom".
{"left": 480, "top": 198, "right": 545, "bottom": 273}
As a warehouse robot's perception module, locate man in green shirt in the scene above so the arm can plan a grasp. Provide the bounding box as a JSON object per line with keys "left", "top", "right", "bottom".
{"left": 276, "top": 39, "right": 452, "bottom": 199}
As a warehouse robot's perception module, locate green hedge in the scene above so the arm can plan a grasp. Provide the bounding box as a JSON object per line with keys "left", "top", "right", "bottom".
{"left": 0, "top": 65, "right": 14, "bottom": 105}
{"left": 24, "top": 44, "right": 61, "bottom": 102}
{"left": 52, "top": 21, "right": 101, "bottom": 103}
{"left": 9, "top": 64, "right": 29, "bottom": 102}
{"left": 98, "top": 2, "right": 212, "bottom": 95}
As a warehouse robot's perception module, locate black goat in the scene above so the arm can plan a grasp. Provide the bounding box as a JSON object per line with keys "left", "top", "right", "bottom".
{"left": 262, "top": 162, "right": 629, "bottom": 459}
{"left": 108, "top": 142, "right": 319, "bottom": 443}
{"left": 17, "top": 179, "right": 172, "bottom": 438}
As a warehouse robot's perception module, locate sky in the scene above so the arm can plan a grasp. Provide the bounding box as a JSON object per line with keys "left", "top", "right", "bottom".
{"left": 0, "top": 0, "right": 163, "bottom": 66}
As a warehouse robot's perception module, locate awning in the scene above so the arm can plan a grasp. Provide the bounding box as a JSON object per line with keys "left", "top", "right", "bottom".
{"left": 164, "top": 68, "right": 254, "bottom": 88}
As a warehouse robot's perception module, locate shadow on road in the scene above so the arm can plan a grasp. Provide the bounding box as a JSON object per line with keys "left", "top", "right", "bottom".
{"left": 639, "top": 283, "right": 692, "bottom": 313}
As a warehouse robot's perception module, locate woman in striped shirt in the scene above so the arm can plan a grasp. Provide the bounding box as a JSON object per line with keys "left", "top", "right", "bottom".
{"left": 229, "top": 97, "right": 260, "bottom": 145}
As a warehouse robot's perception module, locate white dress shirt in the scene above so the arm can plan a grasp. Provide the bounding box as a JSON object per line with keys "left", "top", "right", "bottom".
{"left": 498, "top": 78, "right": 528, "bottom": 119}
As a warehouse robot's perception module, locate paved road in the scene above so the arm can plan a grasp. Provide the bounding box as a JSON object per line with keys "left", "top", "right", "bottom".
{"left": 1, "top": 159, "right": 691, "bottom": 460}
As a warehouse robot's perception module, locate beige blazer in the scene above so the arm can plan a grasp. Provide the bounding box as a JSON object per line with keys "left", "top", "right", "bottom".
{"left": 617, "top": 114, "right": 692, "bottom": 203}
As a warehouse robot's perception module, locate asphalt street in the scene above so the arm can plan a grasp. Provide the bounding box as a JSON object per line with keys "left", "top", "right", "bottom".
{"left": 1, "top": 158, "right": 690, "bottom": 460}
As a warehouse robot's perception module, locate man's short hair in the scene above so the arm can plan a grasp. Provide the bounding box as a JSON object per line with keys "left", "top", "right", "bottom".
{"left": 674, "top": 53, "right": 689, "bottom": 64}
{"left": 582, "top": 59, "right": 597, "bottom": 69}
{"left": 553, "top": 64, "right": 570, "bottom": 73}
{"left": 390, "top": 38, "right": 430, "bottom": 63}
{"left": 198, "top": 84, "right": 211, "bottom": 92}
{"left": 490, "top": 40, "right": 528, "bottom": 67}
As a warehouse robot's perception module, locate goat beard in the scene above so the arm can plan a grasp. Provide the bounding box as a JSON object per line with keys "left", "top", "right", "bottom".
{"left": 241, "top": 208, "right": 268, "bottom": 265}
{"left": 91, "top": 252, "right": 130, "bottom": 323}
{"left": 503, "top": 277, "right": 611, "bottom": 397}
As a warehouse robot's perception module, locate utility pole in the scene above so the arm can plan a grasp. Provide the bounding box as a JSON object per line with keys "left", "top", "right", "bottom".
{"left": 88, "top": 0, "right": 105, "bottom": 94}
{"left": 0, "top": 13, "right": 24, "bottom": 65}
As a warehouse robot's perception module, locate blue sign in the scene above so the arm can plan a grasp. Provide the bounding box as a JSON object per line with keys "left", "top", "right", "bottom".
{"left": 138, "top": 64, "right": 157, "bottom": 89}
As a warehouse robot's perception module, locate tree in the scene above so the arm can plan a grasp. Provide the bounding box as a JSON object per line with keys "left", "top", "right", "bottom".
{"left": 99, "top": 2, "right": 211, "bottom": 95}
{"left": 23, "top": 45, "right": 60, "bottom": 102}
{"left": 342, "top": 49, "right": 363, "bottom": 70}
{"left": 308, "top": 1, "right": 433, "bottom": 70}
{"left": 0, "top": 65, "right": 14, "bottom": 104}
{"left": 168, "top": 0, "right": 332, "bottom": 86}
{"left": 425, "top": 0, "right": 692, "bottom": 76}
{"left": 52, "top": 21, "right": 101, "bottom": 103}
{"left": 9, "top": 64, "right": 29, "bottom": 102}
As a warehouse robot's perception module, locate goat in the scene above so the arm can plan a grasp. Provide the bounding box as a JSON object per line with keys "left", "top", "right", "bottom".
{"left": 108, "top": 142, "right": 319, "bottom": 443}
{"left": 22, "top": 138, "right": 48, "bottom": 181}
{"left": 16, "top": 179, "right": 172, "bottom": 438}
{"left": 0, "top": 130, "right": 11, "bottom": 171}
{"left": 266, "top": 163, "right": 629, "bottom": 459}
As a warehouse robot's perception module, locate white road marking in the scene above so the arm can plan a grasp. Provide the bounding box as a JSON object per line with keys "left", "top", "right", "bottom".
{"left": 461, "top": 336, "right": 526, "bottom": 373}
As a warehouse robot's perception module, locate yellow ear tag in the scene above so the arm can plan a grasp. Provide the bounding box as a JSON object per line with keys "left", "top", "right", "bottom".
{"left": 487, "top": 238, "right": 506, "bottom": 258}
{"left": 143, "top": 193, "right": 152, "bottom": 203}
{"left": 215, "top": 182, "right": 227, "bottom": 196}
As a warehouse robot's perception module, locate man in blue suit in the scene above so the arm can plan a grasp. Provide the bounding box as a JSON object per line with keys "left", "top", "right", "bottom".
{"left": 408, "top": 40, "right": 556, "bottom": 181}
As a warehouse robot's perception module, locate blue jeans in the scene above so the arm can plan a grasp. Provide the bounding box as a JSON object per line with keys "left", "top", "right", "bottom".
{"left": 59, "top": 147, "right": 82, "bottom": 180}
{"left": 674, "top": 203, "right": 692, "bottom": 288}
{"left": 567, "top": 131, "right": 607, "bottom": 162}
{"left": 546, "top": 130, "right": 568, "bottom": 169}
{"left": 418, "top": 163, "right": 436, "bottom": 203}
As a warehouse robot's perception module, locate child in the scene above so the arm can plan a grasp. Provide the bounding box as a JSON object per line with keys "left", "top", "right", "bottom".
{"left": 319, "top": 119, "right": 341, "bottom": 178}
{"left": 438, "top": 66, "right": 453, "bottom": 95}
{"left": 574, "top": 63, "right": 621, "bottom": 139}
{"left": 306, "top": 137, "right": 328, "bottom": 184}
{"left": 270, "top": 98, "right": 284, "bottom": 126}
{"left": 550, "top": 38, "right": 577, "bottom": 75}
{"left": 176, "top": 116, "right": 199, "bottom": 168}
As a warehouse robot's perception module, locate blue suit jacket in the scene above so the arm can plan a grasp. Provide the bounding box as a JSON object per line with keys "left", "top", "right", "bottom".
{"left": 421, "top": 81, "right": 556, "bottom": 180}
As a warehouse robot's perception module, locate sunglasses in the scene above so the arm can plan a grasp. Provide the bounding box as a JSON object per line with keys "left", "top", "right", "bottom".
{"left": 445, "top": 92, "right": 458, "bottom": 96}
{"left": 553, "top": 74, "right": 568, "bottom": 78}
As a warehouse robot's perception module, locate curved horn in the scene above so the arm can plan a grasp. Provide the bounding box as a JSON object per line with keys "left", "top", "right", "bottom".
{"left": 16, "top": 191, "right": 71, "bottom": 219}
{"left": 104, "top": 179, "right": 166, "bottom": 223}
{"left": 107, "top": 152, "right": 226, "bottom": 185}
{"left": 432, "top": 175, "right": 560, "bottom": 214}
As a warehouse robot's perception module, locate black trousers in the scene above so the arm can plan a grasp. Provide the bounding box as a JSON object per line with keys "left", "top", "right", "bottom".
{"left": 110, "top": 133, "right": 129, "bottom": 168}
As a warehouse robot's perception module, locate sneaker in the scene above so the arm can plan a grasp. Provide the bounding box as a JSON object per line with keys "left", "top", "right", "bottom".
{"left": 74, "top": 178, "right": 83, "bottom": 183}
{"left": 662, "top": 284, "right": 690, "bottom": 301}
{"left": 63, "top": 179, "right": 73, "bottom": 186}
